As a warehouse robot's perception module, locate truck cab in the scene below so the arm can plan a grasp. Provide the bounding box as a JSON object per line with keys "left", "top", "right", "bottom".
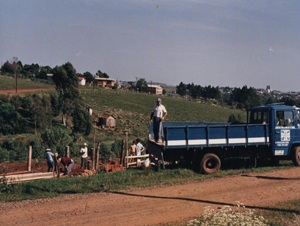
{"left": 249, "top": 104, "right": 300, "bottom": 165}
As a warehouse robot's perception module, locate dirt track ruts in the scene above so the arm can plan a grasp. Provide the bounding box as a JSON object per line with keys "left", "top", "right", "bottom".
{"left": 1, "top": 167, "right": 300, "bottom": 226}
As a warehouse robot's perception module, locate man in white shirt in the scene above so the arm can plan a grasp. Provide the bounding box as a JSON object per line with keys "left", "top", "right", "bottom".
{"left": 80, "top": 143, "right": 88, "bottom": 169}
{"left": 150, "top": 98, "right": 167, "bottom": 142}
{"left": 136, "top": 139, "right": 145, "bottom": 156}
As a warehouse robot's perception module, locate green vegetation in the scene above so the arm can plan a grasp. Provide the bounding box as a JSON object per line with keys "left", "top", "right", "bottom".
{"left": 80, "top": 88, "right": 246, "bottom": 141}
{"left": 0, "top": 74, "right": 53, "bottom": 89}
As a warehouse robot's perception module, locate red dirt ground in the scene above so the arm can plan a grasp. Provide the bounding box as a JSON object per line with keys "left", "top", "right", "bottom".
{"left": 0, "top": 162, "right": 81, "bottom": 175}
{"left": 0, "top": 167, "right": 300, "bottom": 226}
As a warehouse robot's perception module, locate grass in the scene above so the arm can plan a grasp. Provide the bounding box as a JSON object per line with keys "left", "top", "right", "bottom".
{"left": 80, "top": 88, "right": 247, "bottom": 142}
{"left": 0, "top": 161, "right": 295, "bottom": 202}
{"left": 81, "top": 88, "right": 246, "bottom": 123}
{"left": 0, "top": 74, "right": 54, "bottom": 89}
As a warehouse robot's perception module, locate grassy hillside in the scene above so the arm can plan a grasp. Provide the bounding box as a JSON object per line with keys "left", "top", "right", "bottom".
{"left": 80, "top": 88, "right": 246, "bottom": 141}
{"left": 0, "top": 74, "right": 54, "bottom": 89}
{"left": 81, "top": 88, "right": 246, "bottom": 122}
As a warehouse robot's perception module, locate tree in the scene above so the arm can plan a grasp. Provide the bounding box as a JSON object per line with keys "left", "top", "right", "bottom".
{"left": 22, "top": 63, "right": 40, "bottom": 77}
{"left": 230, "top": 85, "right": 261, "bottom": 109}
{"left": 82, "top": 71, "right": 94, "bottom": 84}
{"left": 96, "top": 70, "right": 109, "bottom": 78}
{"left": 52, "top": 62, "right": 79, "bottom": 126}
{"left": 0, "top": 103, "right": 27, "bottom": 135}
{"left": 41, "top": 128, "right": 72, "bottom": 156}
{"left": 176, "top": 82, "right": 187, "bottom": 96}
{"left": 25, "top": 94, "right": 53, "bottom": 135}
{"left": 36, "top": 66, "right": 52, "bottom": 79}
{"left": 136, "top": 78, "right": 148, "bottom": 92}
{"left": 71, "top": 102, "right": 92, "bottom": 136}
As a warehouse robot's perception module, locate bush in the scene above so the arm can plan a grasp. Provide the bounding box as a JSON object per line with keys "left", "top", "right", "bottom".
{"left": 111, "top": 139, "right": 123, "bottom": 156}
{"left": 30, "top": 138, "right": 44, "bottom": 159}
{"left": 0, "top": 148, "right": 9, "bottom": 163}
{"left": 100, "top": 143, "right": 116, "bottom": 161}
{"left": 15, "top": 146, "right": 28, "bottom": 162}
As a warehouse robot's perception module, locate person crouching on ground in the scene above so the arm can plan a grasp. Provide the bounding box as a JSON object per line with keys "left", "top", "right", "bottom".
{"left": 45, "top": 148, "right": 54, "bottom": 173}
{"left": 57, "top": 156, "right": 74, "bottom": 176}
{"left": 80, "top": 142, "right": 88, "bottom": 169}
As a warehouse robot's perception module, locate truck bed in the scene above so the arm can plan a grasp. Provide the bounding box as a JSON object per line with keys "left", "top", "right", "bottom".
{"left": 149, "top": 122, "right": 270, "bottom": 149}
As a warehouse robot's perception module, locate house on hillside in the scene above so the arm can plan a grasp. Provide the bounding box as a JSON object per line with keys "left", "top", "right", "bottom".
{"left": 78, "top": 77, "right": 86, "bottom": 86}
{"left": 148, "top": 84, "right": 163, "bottom": 95}
{"left": 47, "top": 74, "right": 53, "bottom": 82}
{"left": 99, "top": 114, "right": 116, "bottom": 128}
{"left": 95, "top": 77, "right": 116, "bottom": 88}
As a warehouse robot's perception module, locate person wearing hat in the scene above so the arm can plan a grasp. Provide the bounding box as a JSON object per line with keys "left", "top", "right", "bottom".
{"left": 80, "top": 143, "right": 88, "bottom": 169}
{"left": 45, "top": 148, "right": 54, "bottom": 172}
{"left": 150, "top": 98, "right": 168, "bottom": 142}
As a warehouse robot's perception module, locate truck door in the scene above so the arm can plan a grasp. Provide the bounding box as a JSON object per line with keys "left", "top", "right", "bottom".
{"left": 274, "top": 110, "right": 295, "bottom": 156}
{"left": 296, "top": 110, "right": 300, "bottom": 144}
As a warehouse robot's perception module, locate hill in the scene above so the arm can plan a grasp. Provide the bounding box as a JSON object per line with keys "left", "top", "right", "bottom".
{"left": 80, "top": 88, "right": 246, "bottom": 141}
{"left": 0, "top": 74, "right": 54, "bottom": 90}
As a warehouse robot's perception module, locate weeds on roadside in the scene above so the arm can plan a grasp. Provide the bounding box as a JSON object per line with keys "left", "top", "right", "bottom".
{"left": 187, "top": 202, "right": 268, "bottom": 226}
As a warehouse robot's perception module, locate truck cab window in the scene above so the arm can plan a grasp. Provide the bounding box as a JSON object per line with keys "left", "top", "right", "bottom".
{"left": 276, "top": 111, "right": 293, "bottom": 126}
{"left": 250, "top": 111, "right": 268, "bottom": 124}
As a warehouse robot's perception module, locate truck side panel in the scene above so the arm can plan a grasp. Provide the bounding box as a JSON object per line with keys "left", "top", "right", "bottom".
{"left": 162, "top": 123, "right": 269, "bottom": 149}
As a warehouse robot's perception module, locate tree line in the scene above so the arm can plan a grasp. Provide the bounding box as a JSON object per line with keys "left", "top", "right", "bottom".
{"left": 176, "top": 82, "right": 300, "bottom": 110}
{"left": 0, "top": 58, "right": 110, "bottom": 84}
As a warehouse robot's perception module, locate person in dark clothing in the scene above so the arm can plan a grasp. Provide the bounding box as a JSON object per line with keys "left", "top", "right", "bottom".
{"left": 57, "top": 156, "right": 74, "bottom": 176}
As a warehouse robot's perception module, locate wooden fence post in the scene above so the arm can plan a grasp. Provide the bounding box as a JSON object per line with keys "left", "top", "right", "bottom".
{"left": 96, "top": 142, "right": 101, "bottom": 170}
{"left": 27, "top": 145, "right": 32, "bottom": 171}
{"left": 120, "top": 139, "right": 125, "bottom": 166}
{"left": 91, "top": 148, "right": 96, "bottom": 170}
{"left": 65, "top": 146, "right": 69, "bottom": 158}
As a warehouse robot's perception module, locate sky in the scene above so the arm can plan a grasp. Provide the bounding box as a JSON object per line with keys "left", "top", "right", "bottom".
{"left": 1, "top": 0, "right": 300, "bottom": 92}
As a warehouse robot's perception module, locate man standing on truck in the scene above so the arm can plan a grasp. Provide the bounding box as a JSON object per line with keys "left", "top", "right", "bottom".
{"left": 150, "top": 98, "right": 168, "bottom": 142}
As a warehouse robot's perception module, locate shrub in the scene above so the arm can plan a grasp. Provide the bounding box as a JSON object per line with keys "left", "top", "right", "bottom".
{"left": 15, "top": 146, "right": 28, "bottom": 162}
{"left": 187, "top": 202, "right": 268, "bottom": 226}
{"left": 111, "top": 139, "right": 123, "bottom": 156}
{"left": 30, "top": 138, "right": 44, "bottom": 159}
{"left": 0, "top": 148, "right": 9, "bottom": 163}
{"left": 100, "top": 143, "right": 116, "bottom": 161}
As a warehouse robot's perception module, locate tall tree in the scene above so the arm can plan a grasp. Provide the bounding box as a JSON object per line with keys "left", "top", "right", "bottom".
{"left": 82, "top": 71, "right": 94, "bottom": 84}
{"left": 96, "top": 70, "right": 109, "bottom": 78}
{"left": 136, "top": 78, "right": 148, "bottom": 92}
{"left": 176, "top": 82, "right": 187, "bottom": 96}
{"left": 71, "top": 102, "right": 92, "bottom": 136}
{"left": 52, "top": 62, "right": 79, "bottom": 126}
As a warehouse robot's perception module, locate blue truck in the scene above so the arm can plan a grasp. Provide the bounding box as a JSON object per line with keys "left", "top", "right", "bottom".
{"left": 148, "top": 104, "right": 300, "bottom": 173}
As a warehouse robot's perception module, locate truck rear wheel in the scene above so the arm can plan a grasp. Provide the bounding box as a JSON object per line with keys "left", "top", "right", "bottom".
{"left": 200, "top": 153, "right": 221, "bottom": 174}
{"left": 292, "top": 146, "right": 300, "bottom": 166}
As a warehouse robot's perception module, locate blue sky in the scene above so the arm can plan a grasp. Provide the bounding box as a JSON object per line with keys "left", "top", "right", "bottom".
{"left": 1, "top": 0, "right": 300, "bottom": 91}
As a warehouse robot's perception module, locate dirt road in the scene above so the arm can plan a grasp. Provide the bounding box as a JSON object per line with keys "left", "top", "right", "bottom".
{"left": 1, "top": 167, "right": 300, "bottom": 226}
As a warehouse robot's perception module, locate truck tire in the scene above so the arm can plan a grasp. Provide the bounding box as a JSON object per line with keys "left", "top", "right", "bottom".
{"left": 200, "top": 153, "right": 221, "bottom": 174}
{"left": 292, "top": 146, "right": 300, "bottom": 166}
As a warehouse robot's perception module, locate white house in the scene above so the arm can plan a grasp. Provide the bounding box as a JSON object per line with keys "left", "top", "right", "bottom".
{"left": 78, "top": 77, "right": 86, "bottom": 86}
{"left": 148, "top": 84, "right": 163, "bottom": 95}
